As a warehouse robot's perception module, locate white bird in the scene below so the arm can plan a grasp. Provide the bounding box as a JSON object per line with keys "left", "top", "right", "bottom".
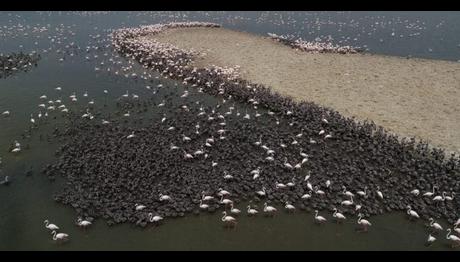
{"left": 341, "top": 196, "right": 354, "bottom": 206}
{"left": 2, "top": 110, "right": 10, "bottom": 116}
{"left": 159, "top": 194, "right": 171, "bottom": 202}
{"left": 221, "top": 211, "right": 237, "bottom": 226}
{"left": 433, "top": 192, "right": 446, "bottom": 202}
{"left": 275, "top": 182, "right": 287, "bottom": 189}
{"left": 319, "top": 130, "right": 325, "bottom": 135}
{"left": 135, "top": 204, "right": 146, "bottom": 211}
{"left": 445, "top": 193, "right": 455, "bottom": 201}
{"left": 357, "top": 213, "right": 372, "bottom": 231}
{"left": 199, "top": 200, "right": 209, "bottom": 210}
{"left": 123, "top": 111, "right": 130, "bottom": 117}
{"left": 223, "top": 171, "right": 233, "bottom": 180}
{"left": 427, "top": 234, "right": 436, "bottom": 244}
{"left": 301, "top": 191, "right": 312, "bottom": 199}
{"left": 410, "top": 189, "right": 420, "bottom": 196}
{"left": 325, "top": 180, "right": 331, "bottom": 188}
{"left": 376, "top": 186, "right": 384, "bottom": 200}
{"left": 423, "top": 185, "right": 437, "bottom": 197}
{"left": 230, "top": 203, "right": 241, "bottom": 215}
{"left": 220, "top": 195, "right": 233, "bottom": 205}
{"left": 148, "top": 213, "right": 163, "bottom": 223}
{"left": 342, "top": 186, "right": 355, "bottom": 198}
{"left": 76, "top": 218, "right": 92, "bottom": 228}
{"left": 406, "top": 205, "right": 420, "bottom": 219}
{"left": 333, "top": 208, "right": 346, "bottom": 222}
{"left": 356, "top": 186, "right": 367, "bottom": 197}
{"left": 285, "top": 202, "right": 295, "bottom": 212}
{"left": 286, "top": 177, "right": 296, "bottom": 187}
{"left": 256, "top": 187, "right": 266, "bottom": 197}
{"left": 44, "top": 220, "right": 59, "bottom": 231}
{"left": 314, "top": 210, "right": 327, "bottom": 224}
{"left": 201, "top": 193, "right": 214, "bottom": 201}
{"left": 183, "top": 150, "right": 193, "bottom": 159}
{"left": 429, "top": 217, "right": 443, "bottom": 231}
{"left": 247, "top": 205, "right": 258, "bottom": 216}
{"left": 126, "top": 131, "right": 135, "bottom": 139}
{"left": 263, "top": 202, "right": 277, "bottom": 216}
{"left": 40, "top": 95, "right": 47, "bottom": 100}
{"left": 454, "top": 225, "right": 460, "bottom": 235}
{"left": 446, "top": 229, "right": 460, "bottom": 247}
{"left": 55, "top": 87, "right": 62, "bottom": 91}
{"left": 182, "top": 134, "right": 191, "bottom": 142}
{"left": 51, "top": 231, "right": 69, "bottom": 242}
{"left": 283, "top": 158, "right": 293, "bottom": 170}
{"left": 314, "top": 186, "right": 325, "bottom": 195}
{"left": 217, "top": 188, "right": 231, "bottom": 197}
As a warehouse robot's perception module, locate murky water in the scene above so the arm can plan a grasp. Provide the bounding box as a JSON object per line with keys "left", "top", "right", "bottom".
{"left": 1, "top": 11, "right": 459, "bottom": 250}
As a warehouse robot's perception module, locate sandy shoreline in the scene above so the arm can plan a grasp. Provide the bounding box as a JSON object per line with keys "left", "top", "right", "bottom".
{"left": 142, "top": 27, "right": 460, "bottom": 153}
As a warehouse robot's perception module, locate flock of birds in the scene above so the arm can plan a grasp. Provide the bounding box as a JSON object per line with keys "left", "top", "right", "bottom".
{"left": 0, "top": 12, "right": 459, "bottom": 249}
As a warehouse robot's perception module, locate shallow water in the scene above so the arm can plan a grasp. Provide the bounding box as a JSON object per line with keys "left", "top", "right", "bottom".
{"left": 0, "top": 11, "right": 459, "bottom": 251}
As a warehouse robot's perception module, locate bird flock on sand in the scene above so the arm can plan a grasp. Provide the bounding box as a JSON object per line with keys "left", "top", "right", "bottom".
{"left": 1, "top": 16, "right": 459, "bottom": 248}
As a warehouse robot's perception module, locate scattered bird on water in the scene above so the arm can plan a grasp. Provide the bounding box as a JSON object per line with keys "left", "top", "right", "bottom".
{"left": 426, "top": 234, "right": 436, "bottom": 245}
{"left": 247, "top": 205, "right": 258, "bottom": 216}
{"left": 44, "top": 220, "right": 59, "bottom": 231}
{"left": 285, "top": 202, "right": 295, "bottom": 212}
{"left": 76, "top": 218, "right": 92, "bottom": 229}
{"left": 221, "top": 211, "right": 237, "bottom": 227}
{"left": 264, "top": 202, "right": 277, "bottom": 216}
{"left": 446, "top": 229, "right": 460, "bottom": 248}
{"left": 51, "top": 230, "right": 69, "bottom": 242}
{"left": 314, "top": 210, "right": 327, "bottom": 224}
{"left": 148, "top": 213, "right": 163, "bottom": 223}
{"left": 333, "top": 208, "right": 346, "bottom": 222}
{"left": 357, "top": 213, "right": 372, "bottom": 232}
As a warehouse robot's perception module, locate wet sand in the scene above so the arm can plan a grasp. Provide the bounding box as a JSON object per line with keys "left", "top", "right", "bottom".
{"left": 142, "top": 27, "right": 460, "bottom": 153}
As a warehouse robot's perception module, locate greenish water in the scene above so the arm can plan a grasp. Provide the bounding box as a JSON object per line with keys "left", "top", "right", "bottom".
{"left": 0, "top": 11, "right": 459, "bottom": 251}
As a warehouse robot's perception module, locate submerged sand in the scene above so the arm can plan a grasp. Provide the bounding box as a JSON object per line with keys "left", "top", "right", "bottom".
{"left": 142, "top": 27, "right": 460, "bottom": 153}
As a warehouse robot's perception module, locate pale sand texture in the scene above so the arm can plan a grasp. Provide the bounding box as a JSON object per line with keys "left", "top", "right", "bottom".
{"left": 143, "top": 27, "right": 460, "bottom": 153}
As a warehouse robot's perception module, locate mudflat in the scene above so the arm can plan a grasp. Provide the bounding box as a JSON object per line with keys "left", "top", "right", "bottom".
{"left": 143, "top": 27, "right": 460, "bottom": 153}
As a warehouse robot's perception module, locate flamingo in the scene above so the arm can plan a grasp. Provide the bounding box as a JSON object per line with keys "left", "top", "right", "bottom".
{"left": 454, "top": 225, "right": 460, "bottom": 235}
{"left": 159, "top": 194, "right": 171, "bottom": 202}
{"left": 275, "top": 182, "right": 287, "bottom": 189}
{"left": 356, "top": 186, "right": 367, "bottom": 197}
{"left": 76, "top": 218, "right": 92, "bottom": 228}
{"left": 301, "top": 191, "right": 312, "bottom": 200}
{"left": 247, "top": 205, "right": 258, "bottom": 216}
{"left": 314, "top": 210, "right": 327, "bottom": 224}
{"left": 221, "top": 211, "right": 237, "bottom": 227}
{"left": 263, "top": 202, "right": 277, "bottom": 216}
{"left": 126, "top": 131, "right": 135, "bottom": 139}
{"left": 314, "top": 186, "right": 325, "bottom": 196}
{"left": 433, "top": 192, "right": 446, "bottom": 204}
{"left": 135, "top": 204, "right": 146, "bottom": 211}
{"left": 342, "top": 186, "right": 355, "bottom": 198}
{"left": 357, "top": 213, "right": 372, "bottom": 232}
{"left": 51, "top": 231, "right": 69, "bottom": 242}
{"left": 427, "top": 234, "right": 436, "bottom": 245}
{"left": 148, "top": 213, "right": 163, "bottom": 223}
{"left": 285, "top": 202, "right": 295, "bottom": 212}
{"left": 406, "top": 205, "right": 420, "bottom": 220}
{"left": 423, "top": 185, "right": 437, "bottom": 197}
{"left": 445, "top": 193, "right": 455, "bottom": 201}
{"left": 44, "top": 220, "right": 59, "bottom": 231}
{"left": 199, "top": 200, "right": 209, "bottom": 210}
{"left": 446, "top": 229, "right": 460, "bottom": 248}
{"left": 183, "top": 150, "right": 193, "bottom": 159}
{"left": 333, "top": 208, "right": 346, "bottom": 222}
{"left": 256, "top": 187, "right": 266, "bottom": 197}
{"left": 219, "top": 195, "right": 233, "bottom": 206}
{"left": 230, "top": 203, "right": 241, "bottom": 215}
{"left": 429, "top": 218, "right": 443, "bottom": 231}
{"left": 223, "top": 171, "right": 233, "bottom": 180}
{"left": 341, "top": 196, "right": 354, "bottom": 206}
{"left": 376, "top": 186, "right": 384, "bottom": 200}
{"left": 217, "top": 188, "right": 231, "bottom": 197}
{"left": 283, "top": 158, "right": 293, "bottom": 170}
{"left": 201, "top": 192, "right": 214, "bottom": 201}
{"left": 410, "top": 189, "right": 420, "bottom": 196}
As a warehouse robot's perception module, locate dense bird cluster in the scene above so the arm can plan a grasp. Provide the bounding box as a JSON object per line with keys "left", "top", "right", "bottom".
{"left": 267, "top": 33, "right": 363, "bottom": 54}
{"left": 0, "top": 52, "right": 40, "bottom": 79}
{"left": 38, "top": 22, "right": 460, "bottom": 229}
